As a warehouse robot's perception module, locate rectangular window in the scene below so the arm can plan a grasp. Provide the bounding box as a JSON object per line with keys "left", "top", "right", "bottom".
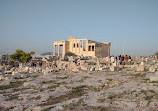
{"left": 88, "top": 46, "right": 91, "bottom": 51}
{"left": 60, "top": 45, "right": 63, "bottom": 56}
{"left": 92, "top": 46, "right": 94, "bottom": 51}
{"left": 83, "top": 40, "right": 86, "bottom": 51}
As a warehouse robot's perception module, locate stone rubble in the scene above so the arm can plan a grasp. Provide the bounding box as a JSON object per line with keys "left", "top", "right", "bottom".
{"left": 0, "top": 56, "right": 158, "bottom": 110}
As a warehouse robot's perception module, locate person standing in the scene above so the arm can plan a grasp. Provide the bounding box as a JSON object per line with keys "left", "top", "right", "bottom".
{"left": 125, "top": 55, "right": 128, "bottom": 65}
{"left": 119, "top": 55, "right": 122, "bottom": 65}
{"left": 111, "top": 56, "right": 115, "bottom": 63}
{"left": 128, "top": 55, "right": 131, "bottom": 65}
{"left": 121, "top": 55, "right": 125, "bottom": 65}
{"left": 115, "top": 56, "right": 118, "bottom": 66}
{"left": 105, "top": 56, "right": 110, "bottom": 66}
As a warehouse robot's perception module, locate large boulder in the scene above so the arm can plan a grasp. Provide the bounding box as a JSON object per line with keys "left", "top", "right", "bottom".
{"left": 136, "top": 65, "right": 144, "bottom": 72}
{"left": 149, "top": 66, "right": 156, "bottom": 73}
{"left": 80, "top": 66, "right": 88, "bottom": 71}
{"left": 90, "top": 67, "right": 95, "bottom": 71}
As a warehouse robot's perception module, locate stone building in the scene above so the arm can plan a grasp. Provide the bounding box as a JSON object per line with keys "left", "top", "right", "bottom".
{"left": 53, "top": 36, "right": 111, "bottom": 58}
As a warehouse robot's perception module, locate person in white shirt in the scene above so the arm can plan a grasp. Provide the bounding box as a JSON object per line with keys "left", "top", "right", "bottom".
{"left": 111, "top": 56, "right": 115, "bottom": 63}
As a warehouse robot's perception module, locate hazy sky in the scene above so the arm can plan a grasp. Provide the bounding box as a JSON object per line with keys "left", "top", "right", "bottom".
{"left": 0, "top": 0, "right": 158, "bottom": 56}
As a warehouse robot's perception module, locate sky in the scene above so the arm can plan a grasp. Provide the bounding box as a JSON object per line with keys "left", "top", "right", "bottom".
{"left": 0, "top": 0, "right": 158, "bottom": 56}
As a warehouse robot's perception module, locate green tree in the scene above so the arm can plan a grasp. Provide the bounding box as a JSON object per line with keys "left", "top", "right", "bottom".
{"left": 9, "top": 50, "right": 35, "bottom": 63}
{"left": 65, "top": 51, "right": 76, "bottom": 56}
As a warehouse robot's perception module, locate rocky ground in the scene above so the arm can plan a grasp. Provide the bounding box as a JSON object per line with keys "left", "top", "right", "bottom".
{"left": 1, "top": 67, "right": 158, "bottom": 111}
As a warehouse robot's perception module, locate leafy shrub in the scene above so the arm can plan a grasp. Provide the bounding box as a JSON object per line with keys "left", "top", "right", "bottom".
{"left": 87, "top": 62, "right": 96, "bottom": 65}
{"left": 65, "top": 51, "right": 76, "bottom": 56}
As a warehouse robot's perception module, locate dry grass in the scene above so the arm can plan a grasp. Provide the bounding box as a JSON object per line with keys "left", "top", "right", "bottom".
{"left": 0, "top": 81, "right": 25, "bottom": 90}
{"left": 40, "top": 85, "right": 87, "bottom": 106}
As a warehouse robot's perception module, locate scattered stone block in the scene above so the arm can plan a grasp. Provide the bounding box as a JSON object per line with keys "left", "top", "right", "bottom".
{"left": 90, "top": 67, "right": 95, "bottom": 71}
{"left": 136, "top": 66, "right": 144, "bottom": 72}
{"left": 10, "top": 67, "right": 16, "bottom": 72}
{"left": 42, "top": 69, "right": 54, "bottom": 75}
{"left": 72, "top": 68, "right": 79, "bottom": 72}
{"left": 98, "top": 67, "right": 104, "bottom": 71}
{"left": 110, "top": 66, "right": 119, "bottom": 71}
{"left": 12, "top": 71, "right": 20, "bottom": 75}
{"left": 95, "top": 66, "right": 99, "bottom": 71}
{"left": 68, "top": 56, "right": 75, "bottom": 62}
{"left": 4, "top": 77, "right": 10, "bottom": 80}
{"left": 80, "top": 66, "right": 88, "bottom": 71}
{"left": 149, "top": 66, "right": 156, "bottom": 73}
{"left": 80, "top": 60, "right": 86, "bottom": 65}
{"left": 139, "top": 101, "right": 148, "bottom": 107}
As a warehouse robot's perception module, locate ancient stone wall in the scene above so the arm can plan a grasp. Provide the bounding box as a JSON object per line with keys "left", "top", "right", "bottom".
{"left": 53, "top": 36, "right": 111, "bottom": 58}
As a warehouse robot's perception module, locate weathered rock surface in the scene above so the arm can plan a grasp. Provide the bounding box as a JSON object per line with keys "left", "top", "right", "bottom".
{"left": 150, "top": 75, "right": 158, "bottom": 82}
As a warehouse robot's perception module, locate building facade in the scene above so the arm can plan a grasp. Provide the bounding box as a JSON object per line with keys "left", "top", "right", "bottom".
{"left": 53, "top": 36, "right": 111, "bottom": 58}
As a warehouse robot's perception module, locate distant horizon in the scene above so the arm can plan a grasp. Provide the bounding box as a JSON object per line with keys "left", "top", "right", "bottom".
{"left": 0, "top": 0, "right": 158, "bottom": 56}
{"left": 0, "top": 50, "right": 156, "bottom": 57}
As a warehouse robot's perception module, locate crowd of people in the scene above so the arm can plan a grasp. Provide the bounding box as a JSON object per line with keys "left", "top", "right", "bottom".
{"left": 105, "top": 55, "right": 132, "bottom": 66}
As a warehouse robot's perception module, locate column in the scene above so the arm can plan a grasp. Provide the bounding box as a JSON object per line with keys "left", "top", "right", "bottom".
{"left": 63, "top": 43, "right": 65, "bottom": 56}
{"left": 91, "top": 45, "right": 92, "bottom": 51}
{"left": 53, "top": 45, "right": 55, "bottom": 56}
{"left": 58, "top": 45, "right": 60, "bottom": 56}
{"left": 82, "top": 40, "right": 84, "bottom": 51}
